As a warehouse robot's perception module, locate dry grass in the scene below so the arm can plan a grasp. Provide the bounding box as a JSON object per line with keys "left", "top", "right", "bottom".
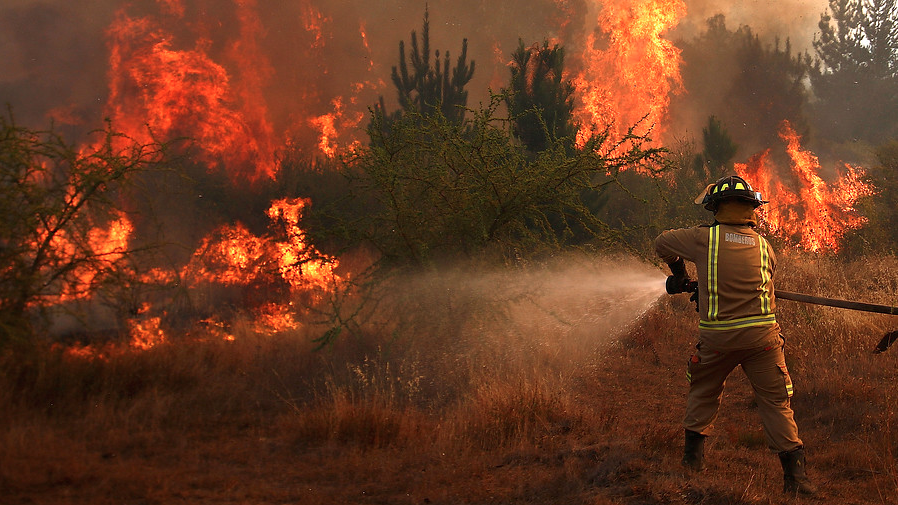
{"left": 3, "top": 253, "right": 898, "bottom": 504}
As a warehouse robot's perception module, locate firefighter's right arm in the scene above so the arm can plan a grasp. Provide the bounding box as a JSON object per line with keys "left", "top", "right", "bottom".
{"left": 656, "top": 228, "right": 701, "bottom": 308}
{"left": 654, "top": 228, "right": 698, "bottom": 266}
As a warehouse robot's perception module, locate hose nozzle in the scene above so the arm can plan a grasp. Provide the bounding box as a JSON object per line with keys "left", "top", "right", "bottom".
{"left": 666, "top": 275, "right": 698, "bottom": 295}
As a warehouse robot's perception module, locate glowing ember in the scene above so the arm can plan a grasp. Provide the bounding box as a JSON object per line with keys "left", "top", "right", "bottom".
{"left": 735, "top": 120, "right": 875, "bottom": 252}
{"left": 571, "top": 0, "right": 685, "bottom": 147}
{"left": 129, "top": 303, "right": 166, "bottom": 350}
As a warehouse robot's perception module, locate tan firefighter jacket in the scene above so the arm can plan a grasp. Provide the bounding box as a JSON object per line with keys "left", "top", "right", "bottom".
{"left": 655, "top": 216, "right": 781, "bottom": 351}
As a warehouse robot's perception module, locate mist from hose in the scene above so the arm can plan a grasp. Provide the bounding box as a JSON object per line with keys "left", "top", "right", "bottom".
{"left": 386, "top": 254, "right": 668, "bottom": 371}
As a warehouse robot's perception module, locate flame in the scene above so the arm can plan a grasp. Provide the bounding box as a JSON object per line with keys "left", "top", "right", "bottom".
{"left": 55, "top": 197, "right": 336, "bottom": 359}
{"left": 311, "top": 108, "right": 340, "bottom": 158}
{"left": 359, "top": 22, "right": 374, "bottom": 72}
{"left": 183, "top": 223, "right": 267, "bottom": 286}
{"left": 128, "top": 303, "right": 167, "bottom": 350}
{"left": 278, "top": 6, "right": 379, "bottom": 157}
{"left": 735, "top": 121, "right": 875, "bottom": 252}
{"left": 32, "top": 210, "right": 134, "bottom": 305}
{"left": 253, "top": 302, "right": 301, "bottom": 333}
{"left": 265, "top": 197, "right": 336, "bottom": 291}
{"left": 103, "top": 1, "right": 381, "bottom": 163}
{"left": 183, "top": 197, "right": 338, "bottom": 291}
{"left": 571, "top": 0, "right": 685, "bottom": 147}
{"left": 105, "top": 8, "right": 277, "bottom": 182}
{"left": 301, "top": 0, "right": 330, "bottom": 49}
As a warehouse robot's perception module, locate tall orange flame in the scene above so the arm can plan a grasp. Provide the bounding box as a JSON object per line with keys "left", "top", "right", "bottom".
{"left": 571, "top": 0, "right": 685, "bottom": 147}
{"left": 736, "top": 121, "right": 875, "bottom": 252}
{"left": 105, "top": 8, "right": 277, "bottom": 182}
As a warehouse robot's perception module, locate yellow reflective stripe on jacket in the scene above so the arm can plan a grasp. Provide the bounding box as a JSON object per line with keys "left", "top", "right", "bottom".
{"left": 707, "top": 226, "right": 720, "bottom": 320}
{"left": 759, "top": 237, "right": 773, "bottom": 314}
{"left": 699, "top": 313, "right": 777, "bottom": 330}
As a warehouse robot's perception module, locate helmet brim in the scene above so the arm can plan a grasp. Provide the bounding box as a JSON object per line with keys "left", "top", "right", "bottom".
{"left": 694, "top": 183, "right": 715, "bottom": 205}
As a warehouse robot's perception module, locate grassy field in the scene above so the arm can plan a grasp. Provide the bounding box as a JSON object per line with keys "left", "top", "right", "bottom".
{"left": 2, "top": 252, "right": 898, "bottom": 504}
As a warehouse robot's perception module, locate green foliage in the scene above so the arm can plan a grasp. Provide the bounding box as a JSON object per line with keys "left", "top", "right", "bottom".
{"left": 810, "top": 0, "right": 898, "bottom": 144}
{"left": 377, "top": 5, "right": 475, "bottom": 128}
{"left": 691, "top": 115, "right": 739, "bottom": 179}
{"left": 730, "top": 32, "right": 812, "bottom": 148}
{"left": 504, "top": 40, "right": 576, "bottom": 153}
{"left": 845, "top": 140, "right": 898, "bottom": 253}
{"left": 811, "top": 0, "right": 898, "bottom": 143}
{"left": 0, "top": 113, "right": 165, "bottom": 344}
{"left": 328, "top": 95, "right": 666, "bottom": 268}
{"left": 814, "top": 0, "right": 898, "bottom": 77}
{"left": 263, "top": 154, "right": 371, "bottom": 259}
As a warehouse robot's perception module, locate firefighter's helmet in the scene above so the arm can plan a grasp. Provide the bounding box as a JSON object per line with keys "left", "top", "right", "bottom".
{"left": 694, "top": 175, "right": 767, "bottom": 211}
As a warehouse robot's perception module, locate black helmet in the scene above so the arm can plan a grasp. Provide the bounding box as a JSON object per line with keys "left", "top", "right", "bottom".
{"left": 696, "top": 175, "right": 767, "bottom": 211}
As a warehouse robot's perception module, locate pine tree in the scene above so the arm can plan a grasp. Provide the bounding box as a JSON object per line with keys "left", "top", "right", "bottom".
{"left": 673, "top": 15, "right": 811, "bottom": 153}
{"left": 377, "top": 5, "right": 475, "bottom": 127}
{"left": 811, "top": 0, "right": 898, "bottom": 142}
{"left": 505, "top": 40, "right": 576, "bottom": 153}
{"left": 691, "top": 116, "right": 739, "bottom": 179}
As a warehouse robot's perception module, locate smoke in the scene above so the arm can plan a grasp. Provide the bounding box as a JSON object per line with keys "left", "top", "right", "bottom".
{"left": 0, "top": 0, "right": 118, "bottom": 131}
{"left": 0, "top": 0, "right": 828, "bottom": 147}
{"left": 674, "top": 0, "right": 826, "bottom": 53}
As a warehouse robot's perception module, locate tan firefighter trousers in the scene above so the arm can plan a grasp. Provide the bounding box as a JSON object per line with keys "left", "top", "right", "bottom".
{"left": 683, "top": 338, "right": 803, "bottom": 452}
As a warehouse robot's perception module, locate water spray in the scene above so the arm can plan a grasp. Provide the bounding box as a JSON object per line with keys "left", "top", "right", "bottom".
{"left": 665, "top": 275, "right": 898, "bottom": 354}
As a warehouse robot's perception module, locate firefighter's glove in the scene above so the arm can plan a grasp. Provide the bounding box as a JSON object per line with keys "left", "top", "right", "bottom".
{"left": 665, "top": 259, "right": 692, "bottom": 295}
{"left": 689, "top": 287, "right": 699, "bottom": 312}
{"left": 666, "top": 275, "right": 691, "bottom": 294}
{"left": 668, "top": 258, "right": 687, "bottom": 279}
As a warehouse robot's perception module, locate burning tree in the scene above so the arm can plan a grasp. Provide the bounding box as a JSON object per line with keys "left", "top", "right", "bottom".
{"left": 0, "top": 114, "right": 165, "bottom": 345}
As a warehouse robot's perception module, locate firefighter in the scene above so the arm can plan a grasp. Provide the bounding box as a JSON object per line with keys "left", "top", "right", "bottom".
{"left": 655, "top": 175, "right": 817, "bottom": 496}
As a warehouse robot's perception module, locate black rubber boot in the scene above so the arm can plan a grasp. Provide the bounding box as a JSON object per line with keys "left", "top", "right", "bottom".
{"left": 779, "top": 447, "right": 818, "bottom": 496}
{"left": 682, "top": 429, "right": 706, "bottom": 471}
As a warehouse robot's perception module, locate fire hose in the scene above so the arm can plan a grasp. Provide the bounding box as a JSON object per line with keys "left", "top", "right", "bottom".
{"left": 666, "top": 276, "right": 898, "bottom": 353}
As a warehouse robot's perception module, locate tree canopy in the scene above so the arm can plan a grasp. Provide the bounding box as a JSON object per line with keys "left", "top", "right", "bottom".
{"left": 504, "top": 40, "right": 576, "bottom": 153}
{"left": 322, "top": 96, "right": 667, "bottom": 268}
{"left": 811, "top": 0, "right": 898, "bottom": 143}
